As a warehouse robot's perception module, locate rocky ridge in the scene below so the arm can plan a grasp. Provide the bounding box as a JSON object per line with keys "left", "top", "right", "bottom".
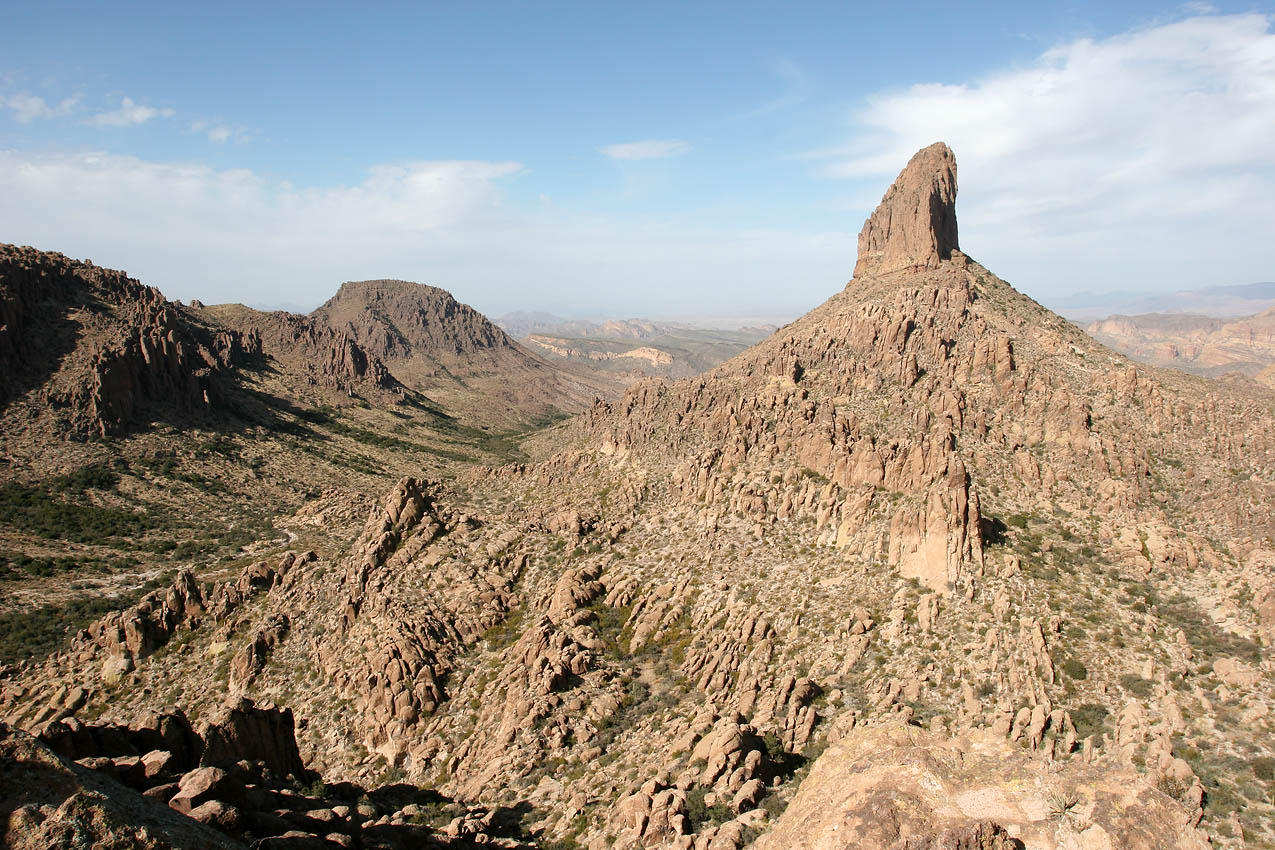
{"left": 0, "top": 245, "right": 255, "bottom": 437}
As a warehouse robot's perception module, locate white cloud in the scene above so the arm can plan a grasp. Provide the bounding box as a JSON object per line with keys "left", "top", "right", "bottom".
{"left": 0, "top": 93, "right": 77, "bottom": 123}
{"left": 91, "top": 96, "right": 175, "bottom": 127}
{"left": 822, "top": 13, "right": 1275, "bottom": 297}
{"left": 598, "top": 139, "right": 691, "bottom": 160}
{"left": 0, "top": 150, "right": 844, "bottom": 316}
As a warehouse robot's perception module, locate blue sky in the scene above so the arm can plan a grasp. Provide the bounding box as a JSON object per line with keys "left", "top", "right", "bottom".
{"left": 2, "top": 1, "right": 1273, "bottom": 319}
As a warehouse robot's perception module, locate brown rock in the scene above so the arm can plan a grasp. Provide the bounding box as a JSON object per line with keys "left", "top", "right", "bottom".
{"left": 198, "top": 698, "right": 307, "bottom": 779}
{"left": 169, "top": 766, "right": 234, "bottom": 813}
{"left": 853, "top": 142, "right": 959, "bottom": 279}
{"left": 186, "top": 799, "right": 244, "bottom": 831}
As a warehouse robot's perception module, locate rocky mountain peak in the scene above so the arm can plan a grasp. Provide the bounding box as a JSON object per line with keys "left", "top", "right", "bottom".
{"left": 853, "top": 141, "right": 959, "bottom": 279}
{"left": 313, "top": 278, "right": 515, "bottom": 362}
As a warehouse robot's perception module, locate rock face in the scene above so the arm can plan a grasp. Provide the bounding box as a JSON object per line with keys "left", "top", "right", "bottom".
{"left": 853, "top": 141, "right": 959, "bottom": 279}
{"left": 198, "top": 698, "right": 307, "bottom": 779}
{"left": 0, "top": 722, "right": 241, "bottom": 850}
{"left": 756, "top": 724, "right": 1209, "bottom": 850}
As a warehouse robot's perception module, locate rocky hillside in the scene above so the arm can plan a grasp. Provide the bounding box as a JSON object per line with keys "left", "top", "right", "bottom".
{"left": 3, "top": 143, "right": 1274, "bottom": 850}
{"left": 0, "top": 249, "right": 589, "bottom": 685}
{"left": 313, "top": 279, "right": 614, "bottom": 425}
{"left": 1087, "top": 308, "right": 1275, "bottom": 381}
{"left": 519, "top": 326, "right": 774, "bottom": 383}
{"left": 0, "top": 245, "right": 256, "bottom": 439}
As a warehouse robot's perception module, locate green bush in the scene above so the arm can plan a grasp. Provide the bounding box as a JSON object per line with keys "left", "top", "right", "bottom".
{"left": 1061, "top": 658, "right": 1088, "bottom": 680}
{"left": 0, "top": 594, "right": 138, "bottom": 665}
{"left": 0, "top": 481, "right": 153, "bottom": 542}
{"left": 1070, "top": 702, "right": 1109, "bottom": 738}
{"left": 1119, "top": 674, "right": 1154, "bottom": 698}
{"left": 52, "top": 463, "right": 120, "bottom": 493}
{"left": 683, "top": 786, "right": 735, "bottom": 832}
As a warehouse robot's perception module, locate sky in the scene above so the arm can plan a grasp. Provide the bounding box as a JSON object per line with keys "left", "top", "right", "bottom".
{"left": 1, "top": 1, "right": 1273, "bottom": 320}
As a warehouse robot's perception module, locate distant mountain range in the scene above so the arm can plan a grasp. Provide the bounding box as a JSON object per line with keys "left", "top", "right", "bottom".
{"left": 1047, "top": 281, "right": 1275, "bottom": 321}
{"left": 496, "top": 312, "right": 779, "bottom": 381}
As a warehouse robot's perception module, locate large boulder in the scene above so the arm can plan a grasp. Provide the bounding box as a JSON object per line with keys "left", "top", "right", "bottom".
{"left": 198, "top": 698, "right": 308, "bottom": 780}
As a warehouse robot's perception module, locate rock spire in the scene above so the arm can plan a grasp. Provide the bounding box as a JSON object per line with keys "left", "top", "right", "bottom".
{"left": 853, "top": 141, "right": 959, "bottom": 279}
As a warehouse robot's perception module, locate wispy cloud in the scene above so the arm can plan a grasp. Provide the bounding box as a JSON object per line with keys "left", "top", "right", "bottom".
{"left": 190, "top": 119, "right": 251, "bottom": 144}
{"left": 91, "top": 96, "right": 175, "bottom": 127}
{"left": 819, "top": 12, "right": 1275, "bottom": 296}
{"left": 598, "top": 139, "right": 691, "bottom": 160}
{"left": 0, "top": 93, "right": 78, "bottom": 123}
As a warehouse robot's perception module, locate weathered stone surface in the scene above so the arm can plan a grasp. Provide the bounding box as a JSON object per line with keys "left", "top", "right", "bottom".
{"left": 854, "top": 142, "right": 959, "bottom": 279}
{"left": 168, "top": 766, "right": 235, "bottom": 814}
{"left": 198, "top": 698, "right": 307, "bottom": 779}
{"left": 755, "top": 724, "right": 1209, "bottom": 850}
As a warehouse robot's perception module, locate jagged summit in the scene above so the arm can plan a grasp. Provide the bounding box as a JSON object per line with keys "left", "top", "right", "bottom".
{"left": 853, "top": 141, "right": 959, "bottom": 279}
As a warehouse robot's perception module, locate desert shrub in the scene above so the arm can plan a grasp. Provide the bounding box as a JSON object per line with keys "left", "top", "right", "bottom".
{"left": 0, "top": 553, "right": 95, "bottom": 580}
{"left": 0, "top": 481, "right": 153, "bottom": 542}
{"left": 1119, "top": 674, "right": 1154, "bottom": 698}
{"left": 683, "top": 786, "right": 734, "bottom": 832}
{"left": 1156, "top": 773, "right": 1193, "bottom": 800}
{"left": 1070, "top": 702, "right": 1109, "bottom": 738}
{"left": 1061, "top": 658, "right": 1088, "bottom": 680}
{"left": 1152, "top": 592, "right": 1262, "bottom": 664}
{"left": 482, "top": 607, "right": 526, "bottom": 649}
{"left": 0, "top": 593, "right": 139, "bottom": 665}
{"left": 980, "top": 516, "right": 1009, "bottom": 546}
{"left": 52, "top": 463, "right": 120, "bottom": 492}
{"left": 538, "top": 840, "right": 584, "bottom": 850}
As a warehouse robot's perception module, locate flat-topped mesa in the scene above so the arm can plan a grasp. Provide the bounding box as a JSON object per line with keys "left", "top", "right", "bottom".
{"left": 852, "top": 141, "right": 959, "bottom": 279}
